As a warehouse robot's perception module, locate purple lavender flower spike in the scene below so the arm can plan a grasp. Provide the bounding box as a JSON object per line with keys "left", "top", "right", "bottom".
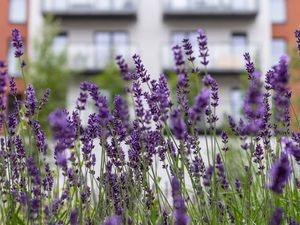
{"left": 24, "top": 84, "right": 38, "bottom": 117}
{"left": 253, "top": 144, "right": 265, "bottom": 173}
{"left": 0, "top": 62, "right": 8, "bottom": 121}
{"left": 269, "top": 207, "right": 284, "bottom": 225}
{"left": 76, "top": 83, "right": 89, "bottom": 110}
{"left": 203, "top": 166, "right": 214, "bottom": 187}
{"left": 102, "top": 215, "right": 122, "bottom": 225}
{"left": 70, "top": 208, "right": 79, "bottom": 225}
{"left": 268, "top": 153, "right": 292, "bottom": 194}
{"left": 56, "top": 151, "right": 67, "bottom": 168}
{"left": 216, "top": 154, "right": 229, "bottom": 189}
{"left": 270, "top": 55, "right": 291, "bottom": 134}
{"left": 243, "top": 71, "right": 264, "bottom": 135}
{"left": 202, "top": 74, "right": 219, "bottom": 107}
{"left": 221, "top": 131, "right": 229, "bottom": 152}
{"left": 295, "top": 30, "right": 300, "bottom": 52}
{"left": 133, "top": 54, "right": 150, "bottom": 83}
{"left": 29, "top": 119, "right": 48, "bottom": 153}
{"left": 197, "top": 28, "right": 209, "bottom": 66}
{"left": 116, "top": 55, "right": 131, "bottom": 81}
{"left": 296, "top": 178, "right": 300, "bottom": 189}
{"left": 38, "top": 88, "right": 51, "bottom": 110}
{"left": 171, "top": 109, "right": 188, "bottom": 140}
{"left": 289, "top": 219, "right": 300, "bottom": 225}
{"left": 172, "top": 45, "right": 186, "bottom": 74}
{"left": 11, "top": 28, "right": 24, "bottom": 58}
{"left": 189, "top": 88, "right": 210, "bottom": 122}
{"left": 243, "top": 52, "right": 255, "bottom": 79}
{"left": 171, "top": 176, "right": 190, "bottom": 225}
{"left": 172, "top": 45, "right": 190, "bottom": 112}
{"left": 282, "top": 138, "right": 300, "bottom": 164}
{"left": 182, "top": 38, "right": 196, "bottom": 65}
{"left": 235, "top": 178, "right": 243, "bottom": 198}
{"left": 132, "top": 81, "right": 145, "bottom": 119}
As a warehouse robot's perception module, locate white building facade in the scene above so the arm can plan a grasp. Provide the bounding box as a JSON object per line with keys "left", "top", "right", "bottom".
{"left": 29, "top": 0, "right": 272, "bottom": 125}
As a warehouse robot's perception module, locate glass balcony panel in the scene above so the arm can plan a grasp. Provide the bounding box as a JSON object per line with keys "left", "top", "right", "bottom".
{"left": 43, "top": 0, "right": 136, "bottom": 14}
{"left": 68, "top": 44, "right": 95, "bottom": 70}
{"left": 114, "top": 0, "right": 131, "bottom": 10}
{"left": 55, "top": 43, "right": 135, "bottom": 71}
{"left": 166, "top": 0, "right": 257, "bottom": 12}
{"left": 96, "top": 0, "right": 110, "bottom": 10}
{"left": 162, "top": 43, "right": 258, "bottom": 71}
{"left": 95, "top": 45, "right": 110, "bottom": 69}
{"left": 171, "top": 0, "right": 188, "bottom": 9}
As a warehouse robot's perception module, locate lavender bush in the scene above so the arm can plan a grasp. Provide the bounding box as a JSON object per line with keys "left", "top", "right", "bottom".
{"left": 0, "top": 28, "right": 300, "bottom": 225}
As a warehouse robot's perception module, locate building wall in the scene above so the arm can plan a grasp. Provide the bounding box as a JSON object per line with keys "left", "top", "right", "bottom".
{"left": 0, "top": 0, "right": 28, "bottom": 94}
{"left": 28, "top": 0, "right": 272, "bottom": 123}
{"left": 272, "top": 0, "right": 300, "bottom": 44}
{"left": 272, "top": 0, "right": 300, "bottom": 127}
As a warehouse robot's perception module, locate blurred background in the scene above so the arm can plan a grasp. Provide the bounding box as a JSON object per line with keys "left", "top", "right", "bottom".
{"left": 0, "top": 0, "right": 299, "bottom": 132}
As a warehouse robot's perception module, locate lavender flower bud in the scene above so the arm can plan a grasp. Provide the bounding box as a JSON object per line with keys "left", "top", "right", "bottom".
{"left": 269, "top": 207, "right": 284, "bottom": 225}
{"left": 171, "top": 176, "right": 190, "bottom": 225}
{"left": 283, "top": 138, "right": 300, "bottom": 163}
{"left": 171, "top": 109, "right": 188, "bottom": 140}
{"left": 11, "top": 28, "right": 24, "bottom": 58}
{"left": 24, "top": 85, "right": 38, "bottom": 117}
{"left": 295, "top": 30, "right": 300, "bottom": 52}
{"left": 268, "top": 153, "right": 292, "bottom": 194}
{"left": 202, "top": 74, "right": 219, "bottom": 107}
{"left": 116, "top": 55, "right": 131, "bottom": 81}
{"left": 102, "top": 215, "right": 121, "bottom": 225}
{"left": 133, "top": 54, "right": 150, "bottom": 83}
{"left": 197, "top": 28, "right": 209, "bottom": 66}
{"left": 244, "top": 52, "right": 255, "bottom": 79}
{"left": 182, "top": 38, "right": 196, "bottom": 64}
{"left": 216, "top": 154, "right": 229, "bottom": 189}
{"left": 70, "top": 208, "right": 79, "bottom": 225}
{"left": 203, "top": 166, "right": 214, "bottom": 187}
{"left": 189, "top": 88, "right": 210, "bottom": 122}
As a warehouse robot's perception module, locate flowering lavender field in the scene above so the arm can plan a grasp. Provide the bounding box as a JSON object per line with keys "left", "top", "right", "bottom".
{"left": 0, "top": 28, "right": 300, "bottom": 224}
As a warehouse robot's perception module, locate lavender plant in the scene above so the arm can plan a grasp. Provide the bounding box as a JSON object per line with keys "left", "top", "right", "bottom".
{"left": 0, "top": 28, "right": 300, "bottom": 225}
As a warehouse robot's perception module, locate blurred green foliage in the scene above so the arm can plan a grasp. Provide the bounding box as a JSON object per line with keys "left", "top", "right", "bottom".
{"left": 167, "top": 70, "right": 202, "bottom": 106}
{"left": 28, "top": 16, "right": 71, "bottom": 134}
{"left": 289, "top": 47, "right": 300, "bottom": 129}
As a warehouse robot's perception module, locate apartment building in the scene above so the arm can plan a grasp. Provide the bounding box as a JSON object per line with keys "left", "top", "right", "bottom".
{"left": 0, "top": 0, "right": 27, "bottom": 111}
{"left": 271, "top": 0, "right": 300, "bottom": 125}
{"left": 271, "top": 0, "right": 300, "bottom": 64}
{"left": 29, "top": 0, "right": 271, "bottom": 124}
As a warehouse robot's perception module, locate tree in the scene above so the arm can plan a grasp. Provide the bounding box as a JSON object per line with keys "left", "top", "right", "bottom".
{"left": 28, "top": 16, "right": 71, "bottom": 134}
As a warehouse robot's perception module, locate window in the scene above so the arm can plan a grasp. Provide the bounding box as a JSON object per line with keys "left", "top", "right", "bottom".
{"left": 271, "top": 38, "right": 287, "bottom": 65}
{"left": 9, "top": 0, "right": 27, "bottom": 23}
{"left": 171, "top": 31, "right": 197, "bottom": 45}
{"left": 170, "top": 0, "right": 187, "bottom": 9}
{"left": 52, "top": 33, "right": 68, "bottom": 54}
{"left": 94, "top": 32, "right": 129, "bottom": 68}
{"left": 271, "top": 0, "right": 286, "bottom": 23}
{"left": 8, "top": 44, "right": 20, "bottom": 77}
{"left": 231, "top": 33, "right": 247, "bottom": 56}
{"left": 230, "top": 87, "right": 243, "bottom": 121}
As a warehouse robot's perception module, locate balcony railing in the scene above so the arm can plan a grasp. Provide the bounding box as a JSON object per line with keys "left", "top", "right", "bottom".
{"left": 42, "top": 0, "right": 137, "bottom": 19}
{"left": 54, "top": 43, "right": 136, "bottom": 72}
{"left": 163, "top": 0, "right": 258, "bottom": 19}
{"left": 162, "top": 43, "right": 259, "bottom": 72}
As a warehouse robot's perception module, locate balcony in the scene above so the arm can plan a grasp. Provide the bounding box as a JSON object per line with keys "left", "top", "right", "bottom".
{"left": 162, "top": 43, "right": 259, "bottom": 74}
{"left": 42, "top": 0, "right": 137, "bottom": 19}
{"left": 163, "top": 0, "right": 258, "bottom": 20}
{"left": 54, "top": 43, "right": 136, "bottom": 73}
